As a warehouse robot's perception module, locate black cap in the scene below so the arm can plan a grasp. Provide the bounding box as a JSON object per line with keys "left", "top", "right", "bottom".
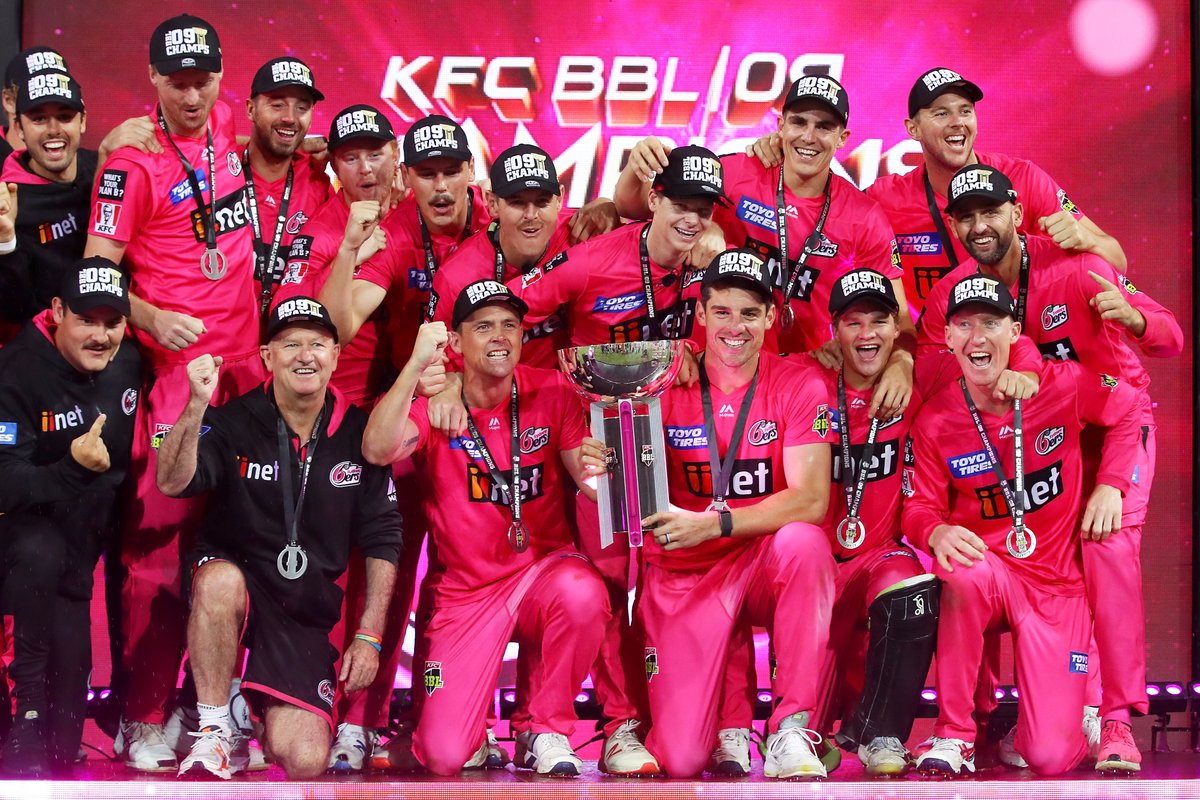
{"left": 403, "top": 115, "right": 471, "bottom": 165}
{"left": 652, "top": 145, "right": 729, "bottom": 205}
{"left": 327, "top": 104, "right": 396, "bottom": 151}
{"left": 828, "top": 269, "right": 899, "bottom": 316}
{"left": 946, "top": 274, "right": 1016, "bottom": 320}
{"left": 943, "top": 165, "right": 1018, "bottom": 214}
{"left": 4, "top": 47, "right": 70, "bottom": 88}
{"left": 783, "top": 74, "right": 850, "bottom": 125}
{"left": 250, "top": 57, "right": 324, "bottom": 102}
{"left": 452, "top": 279, "right": 529, "bottom": 329}
{"left": 489, "top": 144, "right": 559, "bottom": 198}
{"left": 16, "top": 71, "right": 84, "bottom": 114}
{"left": 61, "top": 257, "right": 130, "bottom": 316}
{"left": 266, "top": 296, "right": 339, "bottom": 343}
{"left": 701, "top": 248, "right": 774, "bottom": 304}
{"left": 149, "top": 15, "right": 222, "bottom": 75}
{"left": 908, "top": 67, "right": 983, "bottom": 118}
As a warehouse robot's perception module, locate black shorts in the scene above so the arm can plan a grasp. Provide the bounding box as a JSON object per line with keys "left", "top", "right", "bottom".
{"left": 190, "top": 552, "right": 339, "bottom": 731}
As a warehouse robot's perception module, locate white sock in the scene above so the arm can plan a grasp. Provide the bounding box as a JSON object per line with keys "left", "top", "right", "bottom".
{"left": 197, "top": 702, "right": 232, "bottom": 733}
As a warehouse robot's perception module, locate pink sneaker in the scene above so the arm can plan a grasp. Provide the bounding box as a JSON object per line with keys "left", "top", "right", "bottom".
{"left": 1095, "top": 720, "right": 1140, "bottom": 773}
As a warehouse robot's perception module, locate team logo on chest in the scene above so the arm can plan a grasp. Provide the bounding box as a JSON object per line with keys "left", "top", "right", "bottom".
{"left": 747, "top": 419, "right": 778, "bottom": 446}
{"left": 227, "top": 152, "right": 242, "bottom": 177}
{"left": 285, "top": 211, "right": 310, "bottom": 235}
{"left": 1041, "top": 304, "right": 1068, "bottom": 331}
{"left": 122, "top": 388, "right": 139, "bottom": 416}
{"left": 329, "top": 461, "right": 363, "bottom": 487}
{"left": 1035, "top": 427, "right": 1064, "bottom": 456}
{"left": 520, "top": 426, "right": 550, "bottom": 454}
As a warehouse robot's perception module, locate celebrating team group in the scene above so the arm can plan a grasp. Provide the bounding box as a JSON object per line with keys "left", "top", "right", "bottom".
{"left": 0, "top": 11, "right": 1183, "bottom": 783}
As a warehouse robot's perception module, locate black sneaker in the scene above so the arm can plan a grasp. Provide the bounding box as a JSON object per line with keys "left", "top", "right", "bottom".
{"left": 1, "top": 711, "right": 50, "bottom": 778}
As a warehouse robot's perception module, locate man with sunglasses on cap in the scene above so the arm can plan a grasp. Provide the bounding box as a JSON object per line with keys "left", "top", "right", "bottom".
{"left": 360, "top": 283, "right": 608, "bottom": 777}
{"left": 904, "top": 273, "right": 1144, "bottom": 778}
{"left": 82, "top": 13, "right": 265, "bottom": 772}
{"left": 0, "top": 256, "right": 140, "bottom": 776}
{"left": 916, "top": 164, "right": 1181, "bottom": 773}
{"left": 155, "top": 296, "right": 401, "bottom": 780}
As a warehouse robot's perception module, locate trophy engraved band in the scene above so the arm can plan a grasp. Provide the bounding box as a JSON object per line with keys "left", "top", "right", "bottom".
{"left": 559, "top": 341, "right": 684, "bottom": 548}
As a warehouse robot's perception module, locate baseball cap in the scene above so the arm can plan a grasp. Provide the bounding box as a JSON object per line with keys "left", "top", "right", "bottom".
{"left": 783, "top": 74, "right": 850, "bottom": 125}
{"left": 149, "top": 14, "right": 222, "bottom": 75}
{"left": 652, "top": 145, "right": 729, "bottom": 205}
{"left": 943, "top": 165, "right": 1018, "bottom": 214}
{"left": 266, "top": 296, "right": 339, "bottom": 343}
{"left": 327, "top": 104, "right": 396, "bottom": 151}
{"left": 4, "top": 46, "right": 70, "bottom": 89}
{"left": 403, "top": 114, "right": 471, "bottom": 165}
{"left": 250, "top": 57, "right": 324, "bottom": 102}
{"left": 489, "top": 144, "right": 559, "bottom": 198}
{"left": 16, "top": 71, "right": 85, "bottom": 114}
{"left": 946, "top": 274, "right": 1016, "bottom": 320}
{"left": 701, "top": 248, "right": 774, "bottom": 304}
{"left": 61, "top": 256, "right": 130, "bottom": 316}
{"left": 908, "top": 67, "right": 983, "bottom": 118}
{"left": 828, "top": 269, "right": 899, "bottom": 317}
{"left": 452, "top": 279, "right": 529, "bottom": 329}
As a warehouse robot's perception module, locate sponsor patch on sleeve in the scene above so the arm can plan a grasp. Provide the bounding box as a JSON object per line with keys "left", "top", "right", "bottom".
{"left": 1069, "top": 651, "right": 1088, "bottom": 674}
{"left": 735, "top": 196, "right": 778, "bottom": 233}
{"left": 92, "top": 202, "right": 121, "bottom": 236}
{"left": 0, "top": 421, "right": 17, "bottom": 445}
{"left": 96, "top": 169, "right": 127, "bottom": 201}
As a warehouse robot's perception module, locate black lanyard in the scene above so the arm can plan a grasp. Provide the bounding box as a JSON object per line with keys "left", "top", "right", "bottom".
{"left": 837, "top": 372, "right": 879, "bottom": 536}
{"left": 923, "top": 169, "right": 959, "bottom": 269}
{"left": 419, "top": 188, "right": 475, "bottom": 285}
{"left": 777, "top": 169, "right": 832, "bottom": 328}
{"left": 458, "top": 379, "right": 528, "bottom": 552}
{"left": 1012, "top": 234, "right": 1030, "bottom": 326}
{"left": 157, "top": 106, "right": 217, "bottom": 253}
{"left": 959, "top": 379, "right": 1030, "bottom": 538}
{"left": 698, "top": 355, "right": 759, "bottom": 510}
{"left": 275, "top": 407, "right": 324, "bottom": 580}
{"left": 488, "top": 222, "right": 506, "bottom": 282}
{"left": 244, "top": 152, "right": 295, "bottom": 315}
{"left": 637, "top": 223, "right": 683, "bottom": 340}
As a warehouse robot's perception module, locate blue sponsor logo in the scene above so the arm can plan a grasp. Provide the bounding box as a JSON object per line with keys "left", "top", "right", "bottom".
{"left": 1069, "top": 651, "right": 1088, "bottom": 674}
{"left": 947, "top": 449, "right": 992, "bottom": 479}
{"left": 666, "top": 425, "right": 707, "bottom": 449}
{"left": 449, "top": 437, "right": 484, "bottom": 459}
{"left": 0, "top": 421, "right": 16, "bottom": 445}
{"left": 897, "top": 232, "right": 944, "bottom": 256}
{"left": 169, "top": 169, "right": 209, "bottom": 205}
{"left": 1131, "top": 464, "right": 1139, "bottom": 484}
{"left": 593, "top": 293, "right": 645, "bottom": 314}
{"left": 828, "top": 407, "right": 841, "bottom": 433}
{"left": 735, "top": 196, "right": 778, "bottom": 233}
{"left": 408, "top": 268, "right": 431, "bottom": 291}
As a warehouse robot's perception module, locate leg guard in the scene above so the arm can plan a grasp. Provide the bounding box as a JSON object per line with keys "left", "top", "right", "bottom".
{"left": 836, "top": 574, "right": 939, "bottom": 751}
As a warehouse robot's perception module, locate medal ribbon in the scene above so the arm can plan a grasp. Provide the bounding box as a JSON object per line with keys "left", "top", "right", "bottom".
{"left": 777, "top": 168, "right": 832, "bottom": 326}
{"left": 459, "top": 379, "right": 524, "bottom": 544}
{"left": 243, "top": 153, "right": 295, "bottom": 314}
{"left": 837, "top": 371, "right": 880, "bottom": 524}
{"left": 698, "top": 355, "right": 759, "bottom": 509}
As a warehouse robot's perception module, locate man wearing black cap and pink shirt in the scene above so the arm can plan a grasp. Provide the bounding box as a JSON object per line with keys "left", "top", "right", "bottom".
{"left": 83, "top": 13, "right": 265, "bottom": 772}
{"left": 156, "top": 295, "right": 401, "bottom": 781}
{"left": 0, "top": 256, "right": 140, "bottom": 776}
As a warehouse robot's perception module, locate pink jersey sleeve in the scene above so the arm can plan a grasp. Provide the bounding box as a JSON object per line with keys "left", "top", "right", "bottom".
{"left": 509, "top": 247, "right": 588, "bottom": 326}
{"left": 1012, "top": 157, "right": 1083, "bottom": 222}
{"left": 553, "top": 373, "right": 587, "bottom": 450}
{"left": 1065, "top": 363, "right": 1142, "bottom": 494}
{"left": 1115, "top": 273, "right": 1184, "bottom": 358}
{"left": 860, "top": 201, "right": 903, "bottom": 280}
{"left": 780, "top": 360, "right": 832, "bottom": 447}
{"left": 407, "top": 396, "right": 433, "bottom": 454}
{"left": 901, "top": 404, "right": 953, "bottom": 552}
{"left": 88, "top": 155, "right": 154, "bottom": 243}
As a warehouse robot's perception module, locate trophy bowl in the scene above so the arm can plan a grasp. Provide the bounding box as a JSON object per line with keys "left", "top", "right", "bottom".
{"left": 557, "top": 340, "right": 685, "bottom": 402}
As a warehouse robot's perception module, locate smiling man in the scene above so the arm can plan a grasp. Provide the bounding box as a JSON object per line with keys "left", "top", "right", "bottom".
{"left": 0, "top": 257, "right": 140, "bottom": 777}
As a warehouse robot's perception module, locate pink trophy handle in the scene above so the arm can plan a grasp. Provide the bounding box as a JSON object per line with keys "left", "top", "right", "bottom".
{"left": 617, "top": 398, "right": 643, "bottom": 547}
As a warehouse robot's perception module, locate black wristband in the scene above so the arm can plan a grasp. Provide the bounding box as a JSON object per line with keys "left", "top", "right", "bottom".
{"left": 719, "top": 508, "right": 733, "bottom": 538}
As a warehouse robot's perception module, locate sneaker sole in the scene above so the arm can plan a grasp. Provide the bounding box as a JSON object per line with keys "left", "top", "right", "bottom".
{"left": 706, "top": 761, "right": 750, "bottom": 776}
{"left": 916, "top": 759, "right": 973, "bottom": 779}
{"left": 598, "top": 760, "right": 661, "bottom": 775}
{"left": 865, "top": 763, "right": 909, "bottom": 777}
{"left": 763, "top": 769, "right": 826, "bottom": 780}
{"left": 178, "top": 761, "right": 231, "bottom": 780}
{"left": 539, "top": 762, "right": 581, "bottom": 776}
{"left": 1096, "top": 759, "right": 1141, "bottom": 773}
{"left": 124, "top": 760, "right": 178, "bottom": 773}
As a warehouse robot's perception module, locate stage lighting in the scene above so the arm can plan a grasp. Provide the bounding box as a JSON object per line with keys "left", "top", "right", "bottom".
{"left": 921, "top": 689, "right": 937, "bottom": 701}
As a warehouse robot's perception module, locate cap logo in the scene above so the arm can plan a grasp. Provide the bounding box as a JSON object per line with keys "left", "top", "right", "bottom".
{"left": 414, "top": 123, "right": 460, "bottom": 153}
{"left": 681, "top": 154, "right": 721, "bottom": 188}
{"left": 922, "top": 68, "right": 964, "bottom": 92}
{"left": 503, "top": 152, "right": 550, "bottom": 182}
{"left": 949, "top": 168, "right": 993, "bottom": 199}
{"left": 270, "top": 60, "right": 313, "bottom": 87}
{"left": 839, "top": 270, "right": 886, "bottom": 297}
{"left": 276, "top": 297, "right": 324, "bottom": 318}
{"left": 953, "top": 276, "right": 1001, "bottom": 305}
{"left": 163, "top": 27, "right": 211, "bottom": 57}
{"left": 717, "top": 251, "right": 764, "bottom": 281}
{"left": 336, "top": 109, "right": 381, "bottom": 139}
{"left": 77, "top": 264, "right": 125, "bottom": 299}
{"left": 25, "top": 52, "right": 66, "bottom": 73}
{"left": 466, "top": 280, "right": 508, "bottom": 304}
{"left": 795, "top": 75, "right": 840, "bottom": 107}
{"left": 26, "top": 72, "right": 72, "bottom": 102}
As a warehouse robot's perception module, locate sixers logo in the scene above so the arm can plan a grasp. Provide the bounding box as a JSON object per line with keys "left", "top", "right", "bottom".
{"left": 1035, "top": 426, "right": 1064, "bottom": 456}
{"left": 1041, "top": 303, "right": 1068, "bottom": 331}
{"left": 329, "top": 461, "right": 363, "bottom": 487}
{"left": 122, "top": 388, "right": 138, "bottom": 416}
{"left": 520, "top": 426, "right": 550, "bottom": 454}
{"left": 747, "top": 419, "right": 778, "bottom": 446}
{"left": 227, "top": 152, "right": 242, "bottom": 177}
{"left": 317, "top": 679, "right": 335, "bottom": 706}
{"left": 285, "top": 211, "right": 309, "bottom": 235}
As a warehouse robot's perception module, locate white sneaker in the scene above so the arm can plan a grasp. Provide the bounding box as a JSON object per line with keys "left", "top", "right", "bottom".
{"left": 599, "top": 719, "right": 660, "bottom": 775}
{"left": 464, "top": 728, "right": 510, "bottom": 769}
{"left": 762, "top": 715, "right": 826, "bottom": 780}
{"left": 915, "top": 737, "right": 976, "bottom": 778}
{"left": 514, "top": 731, "right": 582, "bottom": 776}
{"left": 706, "top": 727, "right": 751, "bottom": 775}
{"left": 245, "top": 740, "right": 268, "bottom": 772}
{"left": 1083, "top": 706, "right": 1101, "bottom": 761}
{"left": 114, "top": 718, "right": 178, "bottom": 772}
{"left": 327, "top": 722, "right": 376, "bottom": 773}
{"left": 997, "top": 726, "right": 1028, "bottom": 768}
{"left": 859, "top": 736, "right": 909, "bottom": 777}
{"left": 177, "top": 726, "right": 247, "bottom": 780}
{"left": 162, "top": 705, "right": 200, "bottom": 757}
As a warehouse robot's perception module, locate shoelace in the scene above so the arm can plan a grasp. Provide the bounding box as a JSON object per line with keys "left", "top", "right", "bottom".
{"left": 718, "top": 729, "right": 750, "bottom": 749}
{"left": 130, "top": 721, "right": 170, "bottom": 744}
{"left": 867, "top": 736, "right": 906, "bottom": 757}
{"left": 768, "top": 726, "right": 822, "bottom": 757}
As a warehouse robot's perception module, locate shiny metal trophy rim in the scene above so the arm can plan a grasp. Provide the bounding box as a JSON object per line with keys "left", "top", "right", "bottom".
{"left": 557, "top": 340, "right": 684, "bottom": 403}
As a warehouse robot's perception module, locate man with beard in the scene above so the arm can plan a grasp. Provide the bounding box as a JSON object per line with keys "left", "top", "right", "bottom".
{"left": 1, "top": 47, "right": 72, "bottom": 165}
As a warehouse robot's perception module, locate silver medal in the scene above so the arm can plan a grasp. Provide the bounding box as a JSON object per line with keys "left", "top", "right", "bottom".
{"left": 277, "top": 543, "right": 308, "bottom": 579}
{"left": 836, "top": 516, "right": 867, "bottom": 549}
{"left": 200, "top": 248, "right": 228, "bottom": 280}
{"left": 780, "top": 303, "right": 795, "bottom": 330}
{"left": 1006, "top": 526, "right": 1037, "bottom": 559}
{"left": 508, "top": 521, "right": 530, "bottom": 554}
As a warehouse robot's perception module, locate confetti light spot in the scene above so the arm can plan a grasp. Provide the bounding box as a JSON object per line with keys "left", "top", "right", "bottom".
{"left": 1070, "top": 0, "right": 1158, "bottom": 76}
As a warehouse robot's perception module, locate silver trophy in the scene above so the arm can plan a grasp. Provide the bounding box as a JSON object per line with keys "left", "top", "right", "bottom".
{"left": 559, "top": 341, "right": 684, "bottom": 548}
